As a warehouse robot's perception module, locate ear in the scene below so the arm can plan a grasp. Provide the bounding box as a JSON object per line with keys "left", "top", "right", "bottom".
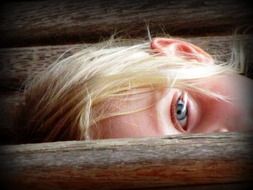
{"left": 150, "top": 37, "right": 214, "bottom": 64}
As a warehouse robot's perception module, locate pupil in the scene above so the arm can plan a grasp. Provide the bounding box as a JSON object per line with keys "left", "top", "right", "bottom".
{"left": 177, "top": 102, "right": 184, "bottom": 115}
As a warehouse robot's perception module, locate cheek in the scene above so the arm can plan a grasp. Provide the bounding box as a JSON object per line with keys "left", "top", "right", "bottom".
{"left": 90, "top": 89, "right": 171, "bottom": 139}
{"left": 90, "top": 107, "right": 165, "bottom": 139}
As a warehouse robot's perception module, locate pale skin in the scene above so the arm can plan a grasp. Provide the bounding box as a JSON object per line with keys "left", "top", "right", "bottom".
{"left": 91, "top": 38, "right": 253, "bottom": 139}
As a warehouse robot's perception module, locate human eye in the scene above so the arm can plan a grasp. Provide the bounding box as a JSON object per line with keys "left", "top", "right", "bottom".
{"left": 171, "top": 91, "right": 189, "bottom": 132}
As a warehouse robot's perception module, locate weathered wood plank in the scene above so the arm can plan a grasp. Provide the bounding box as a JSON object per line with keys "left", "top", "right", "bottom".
{"left": 0, "top": 92, "right": 24, "bottom": 144}
{"left": 1, "top": 0, "right": 252, "bottom": 47}
{"left": 132, "top": 183, "right": 253, "bottom": 190}
{"left": 0, "top": 133, "right": 252, "bottom": 190}
{"left": 1, "top": 35, "right": 252, "bottom": 91}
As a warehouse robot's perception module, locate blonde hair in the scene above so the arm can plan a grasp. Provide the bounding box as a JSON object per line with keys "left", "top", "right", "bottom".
{"left": 18, "top": 37, "right": 241, "bottom": 143}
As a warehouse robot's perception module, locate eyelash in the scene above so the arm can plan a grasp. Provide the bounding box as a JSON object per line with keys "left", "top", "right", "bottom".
{"left": 170, "top": 91, "right": 189, "bottom": 132}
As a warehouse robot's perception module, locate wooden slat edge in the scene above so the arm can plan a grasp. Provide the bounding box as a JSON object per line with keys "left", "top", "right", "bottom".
{"left": 1, "top": 0, "right": 252, "bottom": 47}
{"left": 0, "top": 132, "right": 252, "bottom": 190}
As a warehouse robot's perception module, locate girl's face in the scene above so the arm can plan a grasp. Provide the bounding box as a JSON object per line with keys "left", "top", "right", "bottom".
{"left": 90, "top": 38, "right": 253, "bottom": 139}
{"left": 91, "top": 73, "right": 253, "bottom": 139}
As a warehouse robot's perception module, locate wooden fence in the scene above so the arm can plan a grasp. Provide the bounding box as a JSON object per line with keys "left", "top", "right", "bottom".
{"left": 0, "top": 133, "right": 253, "bottom": 190}
{"left": 0, "top": 0, "right": 253, "bottom": 189}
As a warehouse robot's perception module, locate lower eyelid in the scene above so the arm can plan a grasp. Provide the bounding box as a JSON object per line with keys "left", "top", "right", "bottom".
{"left": 187, "top": 93, "right": 200, "bottom": 132}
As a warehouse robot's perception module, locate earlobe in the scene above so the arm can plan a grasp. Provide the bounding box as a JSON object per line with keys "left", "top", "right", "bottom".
{"left": 150, "top": 37, "right": 214, "bottom": 64}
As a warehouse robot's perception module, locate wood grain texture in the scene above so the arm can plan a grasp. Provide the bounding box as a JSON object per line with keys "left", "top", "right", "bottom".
{"left": 0, "top": 132, "right": 252, "bottom": 190}
{"left": 1, "top": 35, "right": 253, "bottom": 91}
{"left": 1, "top": 0, "right": 252, "bottom": 47}
{"left": 0, "top": 92, "right": 24, "bottom": 144}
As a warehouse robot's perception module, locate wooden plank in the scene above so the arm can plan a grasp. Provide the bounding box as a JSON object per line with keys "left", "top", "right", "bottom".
{"left": 0, "top": 133, "right": 252, "bottom": 190}
{"left": 1, "top": 0, "right": 252, "bottom": 47}
{"left": 1, "top": 35, "right": 253, "bottom": 91}
{"left": 0, "top": 43, "right": 82, "bottom": 91}
{"left": 0, "top": 92, "right": 24, "bottom": 144}
{"left": 133, "top": 183, "right": 253, "bottom": 190}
